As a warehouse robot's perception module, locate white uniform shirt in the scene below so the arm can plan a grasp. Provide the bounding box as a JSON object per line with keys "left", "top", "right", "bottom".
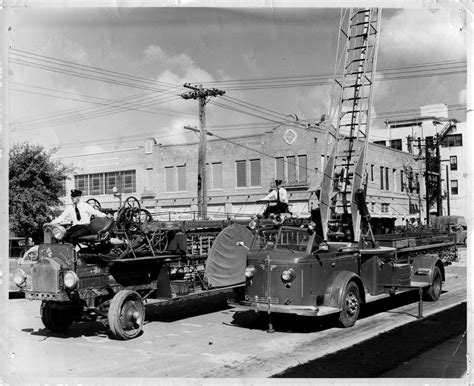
{"left": 262, "top": 187, "right": 288, "bottom": 204}
{"left": 51, "top": 201, "right": 106, "bottom": 226}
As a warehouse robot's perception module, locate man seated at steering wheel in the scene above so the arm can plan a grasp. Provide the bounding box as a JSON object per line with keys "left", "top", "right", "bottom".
{"left": 45, "top": 189, "right": 107, "bottom": 246}
{"left": 260, "top": 179, "right": 289, "bottom": 218}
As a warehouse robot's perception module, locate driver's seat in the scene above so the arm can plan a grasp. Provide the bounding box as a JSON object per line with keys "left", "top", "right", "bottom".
{"left": 78, "top": 217, "right": 115, "bottom": 243}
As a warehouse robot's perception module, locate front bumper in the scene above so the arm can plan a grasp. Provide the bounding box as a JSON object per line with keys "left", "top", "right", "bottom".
{"left": 25, "top": 291, "right": 69, "bottom": 302}
{"left": 228, "top": 298, "right": 320, "bottom": 316}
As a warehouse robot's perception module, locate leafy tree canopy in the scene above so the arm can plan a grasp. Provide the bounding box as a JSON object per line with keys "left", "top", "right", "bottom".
{"left": 9, "top": 142, "right": 74, "bottom": 243}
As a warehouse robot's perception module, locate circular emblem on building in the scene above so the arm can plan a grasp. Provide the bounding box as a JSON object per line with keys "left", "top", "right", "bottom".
{"left": 283, "top": 128, "right": 297, "bottom": 144}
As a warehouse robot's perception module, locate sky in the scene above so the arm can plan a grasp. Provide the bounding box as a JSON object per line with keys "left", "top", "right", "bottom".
{"left": 1, "top": 3, "right": 468, "bottom": 158}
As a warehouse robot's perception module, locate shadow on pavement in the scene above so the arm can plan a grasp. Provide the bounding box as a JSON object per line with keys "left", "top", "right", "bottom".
{"left": 272, "top": 302, "right": 467, "bottom": 378}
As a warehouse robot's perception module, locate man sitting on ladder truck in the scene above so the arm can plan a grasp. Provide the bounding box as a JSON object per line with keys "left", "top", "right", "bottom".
{"left": 259, "top": 179, "right": 289, "bottom": 219}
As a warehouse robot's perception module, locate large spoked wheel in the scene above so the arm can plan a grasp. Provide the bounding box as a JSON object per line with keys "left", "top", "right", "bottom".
{"left": 108, "top": 290, "right": 145, "bottom": 340}
{"left": 337, "top": 281, "right": 361, "bottom": 328}
{"left": 152, "top": 229, "right": 169, "bottom": 252}
{"left": 41, "top": 301, "right": 76, "bottom": 332}
{"left": 86, "top": 198, "right": 102, "bottom": 211}
{"left": 124, "top": 196, "right": 141, "bottom": 211}
{"left": 423, "top": 266, "right": 442, "bottom": 301}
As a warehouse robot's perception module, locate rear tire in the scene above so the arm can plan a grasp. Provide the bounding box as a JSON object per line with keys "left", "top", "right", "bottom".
{"left": 337, "top": 281, "right": 361, "bottom": 328}
{"left": 423, "top": 266, "right": 442, "bottom": 301}
{"left": 40, "top": 302, "right": 76, "bottom": 332}
{"left": 108, "top": 290, "right": 145, "bottom": 340}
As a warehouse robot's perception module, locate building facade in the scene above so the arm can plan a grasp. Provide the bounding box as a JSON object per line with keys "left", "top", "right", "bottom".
{"left": 56, "top": 118, "right": 426, "bottom": 231}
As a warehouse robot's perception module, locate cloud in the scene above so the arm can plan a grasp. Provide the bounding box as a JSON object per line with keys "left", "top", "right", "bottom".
{"left": 380, "top": 8, "right": 466, "bottom": 65}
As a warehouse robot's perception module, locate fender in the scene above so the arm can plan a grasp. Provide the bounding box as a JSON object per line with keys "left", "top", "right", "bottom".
{"left": 324, "top": 270, "right": 365, "bottom": 309}
{"left": 411, "top": 253, "right": 445, "bottom": 284}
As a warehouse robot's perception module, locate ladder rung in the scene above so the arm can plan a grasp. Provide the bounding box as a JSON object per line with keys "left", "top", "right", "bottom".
{"left": 340, "top": 123, "right": 367, "bottom": 127}
{"left": 342, "top": 96, "right": 369, "bottom": 102}
{"left": 348, "top": 45, "right": 373, "bottom": 51}
{"left": 351, "top": 9, "right": 370, "bottom": 20}
{"left": 342, "top": 83, "right": 372, "bottom": 89}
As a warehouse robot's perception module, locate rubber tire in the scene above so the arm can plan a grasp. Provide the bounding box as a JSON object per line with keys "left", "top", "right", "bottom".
{"left": 108, "top": 290, "right": 145, "bottom": 340}
{"left": 337, "top": 281, "right": 361, "bottom": 328}
{"left": 40, "top": 301, "right": 75, "bottom": 332}
{"left": 423, "top": 266, "right": 442, "bottom": 301}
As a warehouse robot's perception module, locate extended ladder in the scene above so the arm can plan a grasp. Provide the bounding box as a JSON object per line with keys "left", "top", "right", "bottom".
{"left": 320, "top": 8, "right": 381, "bottom": 242}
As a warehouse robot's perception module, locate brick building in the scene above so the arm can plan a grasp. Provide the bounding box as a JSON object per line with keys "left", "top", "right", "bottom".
{"left": 55, "top": 117, "right": 425, "bottom": 231}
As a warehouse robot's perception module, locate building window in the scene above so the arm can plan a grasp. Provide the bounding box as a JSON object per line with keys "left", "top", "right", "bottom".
{"left": 75, "top": 170, "right": 136, "bottom": 195}
{"left": 450, "top": 156, "right": 458, "bottom": 171}
{"left": 211, "top": 162, "right": 223, "bottom": 190}
{"left": 75, "top": 175, "right": 89, "bottom": 194}
{"left": 370, "top": 164, "right": 374, "bottom": 182}
{"left": 298, "top": 155, "right": 307, "bottom": 183}
{"left": 390, "top": 139, "right": 402, "bottom": 151}
{"left": 165, "top": 167, "right": 175, "bottom": 192}
{"left": 400, "top": 170, "right": 404, "bottom": 192}
{"left": 177, "top": 165, "right": 186, "bottom": 191}
{"left": 250, "top": 159, "right": 261, "bottom": 187}
{"left": 385, "top": 168, "right": 389, "bottom": 190}
{"left": 236, "top": 160, "right": 247, "bottom": 187}
{"left": 441, "top": 134, "right": 463, "bottom": 147}
{"left": 90, "top": 173, "right": 104, "bottom": 195}
{"left": 276, "top": 157, "right": 285, "bottom": 181}
{"left": 121, "top": 170, "right": 135, "bottom": 193}
{"left": 145, "top": 168, "right": 153, "bottom": 192}
{"left": 105, "top": 172, "right": 119, "bottom": 194}
{"left": 380, "top": 166, "right": 384, "bottom": 190}
{"left": 451, "top": 180, "right": 458, "bottom": 195}
{"left": 274, "top": 155, "right": 307, "bottom": 184}
{"left": 287, "top": 156, "right": 296, "bottom": 183}
{"left": 374, "top": 140, "right": 386, "bottom": 146}
{"left": 381, "top": 203, "right": 390, "bottom": 213}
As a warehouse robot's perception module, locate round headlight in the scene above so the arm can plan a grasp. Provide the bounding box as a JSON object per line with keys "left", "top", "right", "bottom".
{"left": 281, "top": 268, "right": 296, "bottom": 283}
{"left": 13, "top": 269, "right": 27, "bottom": 287}
{"left": 248, "top": 220, "right": 257, "bottom": 230}
{"left": 245, "top": 265, "right": 256, "bottom": 279}
{"left": 64, "top": 270, "right": 79, "bottom": 289}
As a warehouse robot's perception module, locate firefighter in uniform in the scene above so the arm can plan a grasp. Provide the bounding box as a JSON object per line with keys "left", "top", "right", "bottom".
{"left": 260, "top": 179, "right": 289, "bottom": 218}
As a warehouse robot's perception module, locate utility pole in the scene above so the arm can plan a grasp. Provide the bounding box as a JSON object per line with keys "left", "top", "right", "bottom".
{"left": 181, "top": 84, "right": 225, "bottom": 219}
{"left": 2, "top": 9, "right": 11, "bottom": 300}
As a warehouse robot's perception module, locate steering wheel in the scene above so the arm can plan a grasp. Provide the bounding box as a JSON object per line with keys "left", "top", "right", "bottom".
{"left": 86, "top": 198, "right": 102, "bottom": 211}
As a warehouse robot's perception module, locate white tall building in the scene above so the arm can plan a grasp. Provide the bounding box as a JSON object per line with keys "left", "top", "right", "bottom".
{"left": 371, "top": 104, "right": 467, "bottom": 217}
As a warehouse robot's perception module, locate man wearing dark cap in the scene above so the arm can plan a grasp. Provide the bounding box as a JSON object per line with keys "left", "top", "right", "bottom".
{"left": 260, "top": 179, "right": 289, "bottom": 218}
{"left": 46, "top": 189, "right": 106, "bottom": 246}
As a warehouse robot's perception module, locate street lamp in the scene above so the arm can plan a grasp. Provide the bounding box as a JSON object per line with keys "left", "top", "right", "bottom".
{"left": 112, "top": 186, "right": 122, "bottom": 207}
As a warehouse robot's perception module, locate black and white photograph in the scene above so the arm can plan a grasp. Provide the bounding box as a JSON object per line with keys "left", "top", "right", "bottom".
{"left": 1, "top": 0, "right": 471, "bottom": 383}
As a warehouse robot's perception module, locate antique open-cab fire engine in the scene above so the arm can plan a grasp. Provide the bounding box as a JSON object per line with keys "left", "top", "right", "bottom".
{"left": 14, "top": 197, "right": 253, "bottom": 340}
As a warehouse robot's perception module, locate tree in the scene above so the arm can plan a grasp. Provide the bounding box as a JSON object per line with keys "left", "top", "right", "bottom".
{"left": 9, "top": 142, "right": 74, "bottom": 243}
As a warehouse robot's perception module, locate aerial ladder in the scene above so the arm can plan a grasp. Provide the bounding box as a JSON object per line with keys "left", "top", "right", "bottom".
{"left": 319, "top": 8, "right": 381, "bottom": 243}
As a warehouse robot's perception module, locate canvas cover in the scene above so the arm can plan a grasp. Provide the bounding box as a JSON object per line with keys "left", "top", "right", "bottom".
{"left": 205, "top": 224, "right": 253, "bottom": 288}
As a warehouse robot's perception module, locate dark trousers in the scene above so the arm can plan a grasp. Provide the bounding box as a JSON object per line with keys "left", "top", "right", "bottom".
{"left": 64, "top": 224, "right": 92, "bottom": 246}
{"left": 263, "top": 202, "right": 289, "bottom": 218}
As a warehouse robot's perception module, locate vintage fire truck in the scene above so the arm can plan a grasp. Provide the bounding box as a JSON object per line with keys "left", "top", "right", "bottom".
{"left": 228, "top": 8, "right": 458, "bottom": 330}
{"left": 13, "top": 197, "right": 253, "bottom": 340}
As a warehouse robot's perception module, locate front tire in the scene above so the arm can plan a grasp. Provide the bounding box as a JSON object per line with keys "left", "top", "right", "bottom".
{"left": 41, "top": 302, "right": 76, "bottom": 332}
{"left": 337, "top": 281, "right": 361, "bottom": 328}
{"left": 423, "top": 266, "right": 442, "bottom": 301}
{"left": 108, "top": 290, "right": 145, "bottom": 340}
